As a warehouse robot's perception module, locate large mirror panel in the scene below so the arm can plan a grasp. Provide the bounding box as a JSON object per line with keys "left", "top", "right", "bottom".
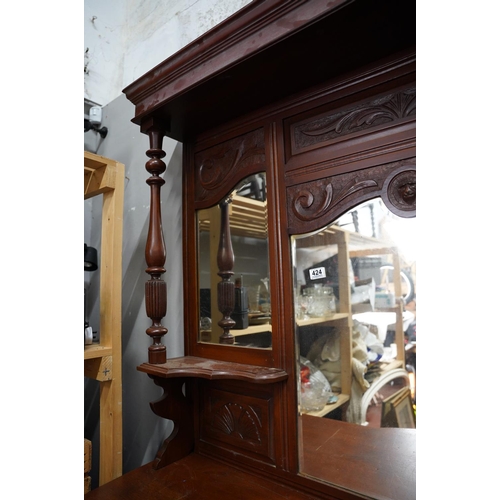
{"left": 197, "top": 173, "right": 272, "bottom": 348}
{"left": 292, "top": 197, "right": 416, "bottom": 494}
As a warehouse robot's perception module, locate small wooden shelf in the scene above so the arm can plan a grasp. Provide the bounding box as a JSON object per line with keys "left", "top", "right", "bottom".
{"left": 137, "top": 356, "right": 288, "bottom": 384}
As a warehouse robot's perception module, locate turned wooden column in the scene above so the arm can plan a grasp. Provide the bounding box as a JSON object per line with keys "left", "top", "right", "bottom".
{"left": 141, "top": 117, "right": 168, "bottom": 363}
{"left": 217, "top": 197, "right": 235, "bottom": 344}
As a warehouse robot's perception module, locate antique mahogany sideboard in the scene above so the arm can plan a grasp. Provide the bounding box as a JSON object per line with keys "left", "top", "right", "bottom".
{"left": 87, "top": 1, "right": 416, "bottom": 499}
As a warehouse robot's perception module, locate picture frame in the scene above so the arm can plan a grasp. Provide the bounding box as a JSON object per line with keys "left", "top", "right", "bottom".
{"left": 381, "top": 386, "right": 415, "bottom": 428}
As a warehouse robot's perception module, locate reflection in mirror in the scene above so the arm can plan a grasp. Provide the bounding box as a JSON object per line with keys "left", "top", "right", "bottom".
{"left": 292, "top": 197, "right": 416, "bottom": 491}
{"left": 197, "top": 173, "right": 272, "bottom": 348}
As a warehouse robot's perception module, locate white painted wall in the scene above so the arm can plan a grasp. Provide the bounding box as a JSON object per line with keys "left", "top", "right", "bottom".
{"left": 84, "top": 0, "right": 252, "bottom": 106}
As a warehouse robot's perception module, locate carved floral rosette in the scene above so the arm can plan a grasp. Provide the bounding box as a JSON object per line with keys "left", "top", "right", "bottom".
{"left": 287, "top": 159, "right": 416, "bottom": 235}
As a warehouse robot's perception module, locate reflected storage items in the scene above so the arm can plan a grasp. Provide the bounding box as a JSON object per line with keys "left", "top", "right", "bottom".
{"left": 302, "top": 284, "right": 336, "bottom": 318}
{"left": 299, "top": 357, "right": 333, "bottom": 412}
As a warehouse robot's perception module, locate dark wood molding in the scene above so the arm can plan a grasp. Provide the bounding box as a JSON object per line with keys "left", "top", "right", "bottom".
{"left": 123, "top": 0, "right": 351, "bottom": 134}
{"left": 123, "top": 0, "right": 415, "bottom": 142}
{"left": 287, "top": 158, "right": 416, "bottom": 234}
{"left": 137, "top": 356, "right": 288, "bottom": 384}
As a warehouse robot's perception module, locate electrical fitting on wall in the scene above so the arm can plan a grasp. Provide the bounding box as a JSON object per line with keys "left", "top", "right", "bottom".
{"left": 84, "top": 105, "right": 108, "bottom": 138}
{"left": 89, "top": 106, "right": 102, "bottom": 125}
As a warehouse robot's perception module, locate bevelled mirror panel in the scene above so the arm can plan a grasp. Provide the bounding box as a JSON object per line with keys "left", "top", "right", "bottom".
{"left": 197, "top": 173, "right": 272, "bottom": 348}
{"left": 292, "top": 197, "right": 416, "bottom": 495}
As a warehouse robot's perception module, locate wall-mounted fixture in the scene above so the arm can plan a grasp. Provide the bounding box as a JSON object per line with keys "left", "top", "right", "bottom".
{"left": 84, "top": 118, "right": 108, "bottom": 138}
{"left": 84, "top": 243, "right": 98, "bottom": 271}
{"left": 85, "top": 105, "right": 108, "bottom": 138}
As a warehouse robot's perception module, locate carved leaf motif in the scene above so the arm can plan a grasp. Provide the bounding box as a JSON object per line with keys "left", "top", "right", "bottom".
{"left": 293, "top": 182, "right": 333, "bottom": 221}
{"left": 335, "top": 178, "right": 378, "bottom": 205}
{"left": 196, "top": 129, "right": 266, "bottom": 201}
{"left": 295, "top": 88, "right": 416, "bottom": 147}
{"left": 292, "top": 178, "right": 378, "bottom": 222}
{"left": 199, "top": 153, "right": 230, "bottom": 190}
{"left": 212, "top": 403, "right": 262, "bottom": 443}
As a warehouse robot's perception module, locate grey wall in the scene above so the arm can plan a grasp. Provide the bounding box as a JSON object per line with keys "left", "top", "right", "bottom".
{"left": 84, "top": 93, "right": 184, "bottom": 487}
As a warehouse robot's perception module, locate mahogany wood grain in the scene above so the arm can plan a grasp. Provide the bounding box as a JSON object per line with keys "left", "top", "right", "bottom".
{"left": 137, "top": 356, "right": 288, "bottom": 384}
{"left": 149, "top": 377, "right": 194, "bottom": 469}
{"left": 141, "top": 117, "right": 169, "bottom": 363}
{"left": 301, "top": 415, "right": 416, "bottom": 500}
{"left": 85, "top": 453, "right": 321, "bottom": 500}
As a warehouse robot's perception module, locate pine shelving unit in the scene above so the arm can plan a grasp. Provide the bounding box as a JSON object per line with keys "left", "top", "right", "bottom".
{"left": 84, "top": 151, "right": 124, "bottom": 487}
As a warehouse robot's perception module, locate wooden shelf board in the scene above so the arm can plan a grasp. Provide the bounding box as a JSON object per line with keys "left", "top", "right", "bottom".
{"left": 301, "top": 393, "right": 350, "bottom": 418}
{"left": 137, "top": 356, "right": 287, "bottom": 384}
{"left": 296, "top": 313, "right": 350, "bottom": 327}
{"left": 84, "top": 344, "right": 113, "bottom": 360}
{"left": 201, "top": 323, "right": 272, "bottom": 338}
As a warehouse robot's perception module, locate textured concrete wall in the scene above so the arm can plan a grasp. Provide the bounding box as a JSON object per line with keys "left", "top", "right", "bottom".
{"left": 84, "top": 0, "right": 251, "bottom": 106}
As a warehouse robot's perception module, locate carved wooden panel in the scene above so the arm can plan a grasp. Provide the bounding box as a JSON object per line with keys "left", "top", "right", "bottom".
{"left": 194, "top": 128, "right": 266, "bottom": 208}
{"left": 200, "top": 383, "right": 275, "bottom": 464}
{"left": 287, "top": 159, "right": 416, "bottom": 235}
{"left": 290, "top": 86, "right": 415, "bottom": 156}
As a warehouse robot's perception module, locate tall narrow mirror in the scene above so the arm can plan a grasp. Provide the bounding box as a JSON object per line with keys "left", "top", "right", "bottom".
{"left": 197, "top": 173, "right": 272, "bottom": 348}
{"left": 292, "top": 197, "right": 416, "bottom": 494}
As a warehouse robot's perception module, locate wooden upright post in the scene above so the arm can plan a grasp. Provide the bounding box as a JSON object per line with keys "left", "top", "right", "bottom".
{"left": 217, "top": 197, "right": 236, "bottom": 344}
{"left": 141, "top": 117, "right": 169, "bottom": 364}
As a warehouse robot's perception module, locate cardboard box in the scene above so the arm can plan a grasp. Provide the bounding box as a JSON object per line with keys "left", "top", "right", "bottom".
{"left": 84, "top": 439, "right": 92, "bottom": 474}
{"left": 84, "top": 475, "right": 91, "bottom": 494}
{"left": 84, "top": 439, "right": 92, "bottom": 494}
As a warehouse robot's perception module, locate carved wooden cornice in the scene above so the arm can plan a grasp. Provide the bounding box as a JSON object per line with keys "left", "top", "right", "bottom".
{"left": 123, "top": 0, "right": 350, "bottom": 124}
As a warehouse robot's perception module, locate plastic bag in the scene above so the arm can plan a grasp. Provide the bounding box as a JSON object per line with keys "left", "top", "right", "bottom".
{"left": 299, "top": 357, "right": 332, "bottom": 412}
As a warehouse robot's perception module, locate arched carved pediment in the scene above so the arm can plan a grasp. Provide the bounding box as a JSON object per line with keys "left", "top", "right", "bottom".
{"left": 287, "top": 159, "right": 416, "bottom": 234}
